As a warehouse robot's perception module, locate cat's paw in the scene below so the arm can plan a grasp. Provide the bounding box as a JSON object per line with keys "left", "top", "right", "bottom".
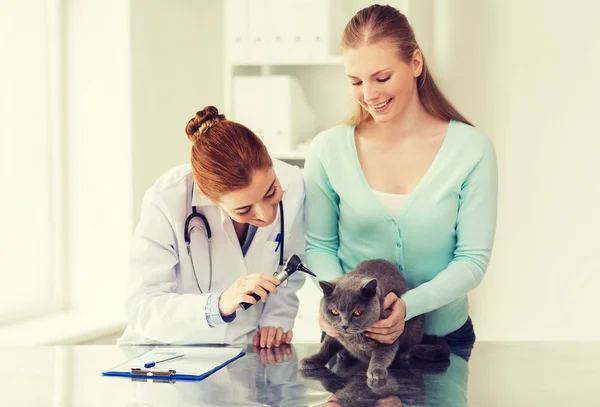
{"left": 366, "top": 366, "right": 388, "bottom": 381}
{"left": 338, "top": 349, "right": 353, "bottom": 360}
{"left": 367, "top": 367, "right": 389, "bottom": 390}
{"left": 299, "top": 356, "right": 325, "bottom": 371}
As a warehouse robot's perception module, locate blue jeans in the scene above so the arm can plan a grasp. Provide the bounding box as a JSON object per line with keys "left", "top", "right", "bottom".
{"left": 445, "top": 316, "right": 476, "bottom": 361}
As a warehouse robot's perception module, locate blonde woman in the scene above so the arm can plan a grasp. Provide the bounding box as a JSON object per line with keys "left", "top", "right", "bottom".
{"left": 304, "top": 5, "right": 497, "bottom": 356}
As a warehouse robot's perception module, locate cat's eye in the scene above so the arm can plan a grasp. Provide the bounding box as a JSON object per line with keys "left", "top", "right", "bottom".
{"left": 330, "top": 309, "right": 340, "bottom": 316}
{"left": 353, "top": 310, "right": 362, "bottom": 317}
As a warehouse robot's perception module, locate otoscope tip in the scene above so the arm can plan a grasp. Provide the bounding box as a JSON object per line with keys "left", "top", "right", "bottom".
{"left": 301, "top": 267, "right": 317, "bottom": 277}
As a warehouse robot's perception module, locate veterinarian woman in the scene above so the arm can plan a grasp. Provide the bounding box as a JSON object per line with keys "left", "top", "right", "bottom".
{"left": 118, "top": 106, "right": 306, "bottom": 347}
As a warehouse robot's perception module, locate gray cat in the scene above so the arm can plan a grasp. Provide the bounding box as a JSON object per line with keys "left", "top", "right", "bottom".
{"left": 299, "top": 259, "right": 449, "bottom": 384}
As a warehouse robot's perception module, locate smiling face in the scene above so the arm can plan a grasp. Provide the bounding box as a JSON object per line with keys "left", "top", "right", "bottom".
{"left": 344, "top": 41, "right": 423, "bottom": 124}
{"left": 217, "top": 168, "right": 283, "bottom": 227}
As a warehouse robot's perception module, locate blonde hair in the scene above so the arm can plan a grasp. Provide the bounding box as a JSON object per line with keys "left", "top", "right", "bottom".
{"left": 341, "top": 4, "right": 472, "bottom": 127}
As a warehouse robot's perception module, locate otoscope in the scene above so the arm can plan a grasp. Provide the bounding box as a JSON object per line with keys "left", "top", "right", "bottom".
{"left": 240, "top": 254, "right": 316, "bottom": 310}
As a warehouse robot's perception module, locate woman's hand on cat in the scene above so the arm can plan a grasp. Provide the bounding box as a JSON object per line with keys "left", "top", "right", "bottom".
{"left": 375, "top": 396, "right": 403, "bottom": 406}
{"left": 320, "top": 394, "right": 340, "bottom": 406}
{"left": 319, "top": 315, "right": 340, "bottom": 337}
{"left": 366, "top": 293, "right": 407, "bottom": 344}
{"left": 253, "top": 326, "right": 293, "bottom": 348}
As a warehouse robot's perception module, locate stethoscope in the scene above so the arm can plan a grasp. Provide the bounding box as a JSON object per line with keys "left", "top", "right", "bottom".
{"left": 184, "top": 191, "right": 285, "bottom": 294}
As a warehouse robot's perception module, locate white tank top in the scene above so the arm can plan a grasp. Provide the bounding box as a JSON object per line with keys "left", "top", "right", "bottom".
{"left": 372, "top": 189, "right": 410, "bottom": 219}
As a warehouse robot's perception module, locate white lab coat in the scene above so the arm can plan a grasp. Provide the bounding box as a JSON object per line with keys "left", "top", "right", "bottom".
{"left": 118, "top": 160, "right": 306, "bottom": 345}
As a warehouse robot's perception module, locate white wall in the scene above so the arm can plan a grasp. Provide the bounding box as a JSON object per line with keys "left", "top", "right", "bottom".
{"left": 131, "top": 0, "right": 224, "bottom": 223}
{"left": 0, "top": 0, "right": 134, "bottom": 345}
{"left": 0, "top": 0, "right": 60, "bottom": 319}
{"left": 64, "top": 0, "right": 132, "bottom": 318}
{"left": 419, "top": 0, "right": 600, "bottom": 340}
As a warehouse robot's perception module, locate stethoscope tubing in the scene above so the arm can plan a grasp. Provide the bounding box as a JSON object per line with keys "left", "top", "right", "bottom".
{"left": 184, "top": 196, "right": 284, "bottom": 294}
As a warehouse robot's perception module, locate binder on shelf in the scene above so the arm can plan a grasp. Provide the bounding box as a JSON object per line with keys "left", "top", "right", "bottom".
{"left": 267, "top": 0, "right": 295, "bottom": 61}
{"left": 224, "top": 0, "right": 249, "bottom": 63}
{"left": 102, "top": 346, "right": 245, "bottom": 382}
{"left": 303, "top": 0, "right": 350, "bottom": 59}
{"left": 233, "top": 76, "right": 269, "bottom": 144}
{"left": 232, "top": 75, "right": 317, "bottom": 157}
{"left": 246, "top": 0, "right": 270, "bottom": 62}
{"left": 224, "top": 0, "right": 351, "bottom": 64}
{"left": 267, "top": 75, "right": 317, "bottom": 155}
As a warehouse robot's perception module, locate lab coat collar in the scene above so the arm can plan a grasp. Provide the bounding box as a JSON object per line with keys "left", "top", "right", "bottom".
{"left": 191, "top": 166, "right": 291, "bottom": 208}
{"left": 192, "top": 183, "right": 216, "bottom": 207}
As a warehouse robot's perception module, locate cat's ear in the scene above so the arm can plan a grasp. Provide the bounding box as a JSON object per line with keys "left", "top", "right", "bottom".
{"left": 319, "top": 281, "right": 336, "bottom": 296}
{"left": 361, "top": 279, "right": 378, "bottom": 298}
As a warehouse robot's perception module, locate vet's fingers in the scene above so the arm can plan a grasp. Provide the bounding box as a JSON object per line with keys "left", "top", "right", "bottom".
{"left": 260, "top": 327, "right": 270, "bottom": 348}
{"left": 274, "top": 327, "right": 284, "bottom": 347}
{"left": 285, "top": 329, "right": 293, "bottom": 344}
{"left": 252, "top": 331, "right": 260, "bottom": 347}
{"left": 266, "top": 327, "right": 278, "bottom": 348}
{"left": 257, "top": 279, "right": 278, "bottom": 295}
{"left": 246, "top": 285, "right": 269, "bottom": 303}
{"left": 258, "top": 327, "right": 273, "bottom": 348}
{"left": 240, "top": 294, "right": 258, "bottom": 307}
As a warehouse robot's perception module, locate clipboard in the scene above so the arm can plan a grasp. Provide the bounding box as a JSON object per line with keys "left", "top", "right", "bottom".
{"left": 102, "top": 346, "right": 246, "bottom": 381}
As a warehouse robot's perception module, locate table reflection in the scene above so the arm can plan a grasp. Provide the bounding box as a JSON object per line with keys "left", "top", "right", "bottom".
{"left": 121, "top": 344, "right": 307, "bottom": 406}
{"left": 301, "top": 345, "right": 472, "bottom": 407}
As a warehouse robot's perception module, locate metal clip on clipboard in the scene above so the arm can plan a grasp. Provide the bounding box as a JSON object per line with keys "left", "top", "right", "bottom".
{"left": 130, "top": 367, "right": 176, "bottom": 377}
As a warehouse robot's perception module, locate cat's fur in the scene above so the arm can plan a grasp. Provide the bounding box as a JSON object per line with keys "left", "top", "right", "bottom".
{"left": 299, "top": 259, "right": 450, "bottom": 384}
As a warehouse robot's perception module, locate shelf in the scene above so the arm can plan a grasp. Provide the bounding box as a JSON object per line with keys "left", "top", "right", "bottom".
{"left": 231, "top": 56, "right": 344, "bottom": 67}
{"left": 270, "top": 150, "right": 308, "bottom": 160}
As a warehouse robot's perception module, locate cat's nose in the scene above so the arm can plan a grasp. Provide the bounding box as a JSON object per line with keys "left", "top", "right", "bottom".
{"left": 342, "top": 324, "right": 349, "bottom": 330}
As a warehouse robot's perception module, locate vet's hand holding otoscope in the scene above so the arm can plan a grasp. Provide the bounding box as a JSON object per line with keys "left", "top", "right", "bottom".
{"left": 220, "top": 255, "right": 317, "bottom": 348}
{"left": 218, "top": 273, "right": 281, "bottom": 316}
{"left": 221, "top": 254, "right": 316, "bottom": 314}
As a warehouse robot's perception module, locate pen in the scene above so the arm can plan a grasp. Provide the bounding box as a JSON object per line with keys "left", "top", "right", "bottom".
{"left": 274, "top": 233, "right": 282, "bottom": 252}
{"left": 144, "top": 354, "right": 184, "bottom": 368}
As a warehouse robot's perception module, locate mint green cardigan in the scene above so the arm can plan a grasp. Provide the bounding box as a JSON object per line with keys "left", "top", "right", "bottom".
{"left": 303, "top": 120, "right": 498, "bottom": 335}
